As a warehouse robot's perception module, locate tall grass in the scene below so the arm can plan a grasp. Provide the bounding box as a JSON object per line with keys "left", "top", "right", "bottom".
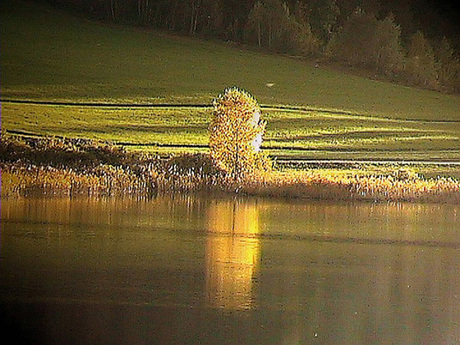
{"left": 243, "top": 170, "right": 459, "bottom": 203}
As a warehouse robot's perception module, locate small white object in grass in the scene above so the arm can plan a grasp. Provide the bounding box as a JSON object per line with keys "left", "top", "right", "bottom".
{"left": 266, "top": 83, "right": 275, "bottom": 88}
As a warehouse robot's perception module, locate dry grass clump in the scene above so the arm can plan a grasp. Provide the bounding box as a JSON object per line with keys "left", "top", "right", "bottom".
{"left": 156, "top": 153, "right": 225, "bottom": 193}
{"left": 349, "top": 173, "right": 459, "bottom": 203}
{"left": 241, "top": 170, "right": 353, "bottom": 200}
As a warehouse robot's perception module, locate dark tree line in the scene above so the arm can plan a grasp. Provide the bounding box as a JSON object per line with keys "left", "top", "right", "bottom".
{"left": 42, "top": 0, "right": 460, "bottom": 92}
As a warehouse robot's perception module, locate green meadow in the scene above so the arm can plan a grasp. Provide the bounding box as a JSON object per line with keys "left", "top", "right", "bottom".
{"left": 1, "top": 0, "right": 459, "bottom": 166}
{"left": 3, "top": 102, "right": 458, "bottom": 163}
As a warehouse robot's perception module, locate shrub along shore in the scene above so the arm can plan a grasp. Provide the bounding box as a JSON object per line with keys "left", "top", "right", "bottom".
{"left": 1, "top": 133, "right": 458, "bottom": 203}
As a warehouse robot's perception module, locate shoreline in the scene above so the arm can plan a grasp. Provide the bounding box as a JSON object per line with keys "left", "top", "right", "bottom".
{"left": 1, "top": 134, "right": 459, "bottom": 203}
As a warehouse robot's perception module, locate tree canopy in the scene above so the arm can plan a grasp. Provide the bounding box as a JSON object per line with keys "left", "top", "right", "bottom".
{"left": 209, "top": 88, "right": 267, "bottom": 180}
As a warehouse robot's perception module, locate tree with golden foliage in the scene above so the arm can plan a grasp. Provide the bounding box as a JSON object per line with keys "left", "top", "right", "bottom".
{"left": 209, "top": 88, "right": 268, "bottom": 180}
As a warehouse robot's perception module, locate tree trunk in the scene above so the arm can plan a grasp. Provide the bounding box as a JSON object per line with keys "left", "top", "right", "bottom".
{"left": 189, "top": 0, "right": 201, "bottom": 35}
{"left": 234, "top": 129, "right": 239, "bottom": 179}
{"left": 169, "top": 0, "right": 179, "bottom": 30}
{"left": 110, "top": 0, "right": 116, "bottom": 21}
{"left": 190, "top": 0, "right": 196, "bottom": 35}
{"left": 257, "top": 21, "right": 261, "bottom": 47}
{"left": 268, "top": 20, "right": 272, "bottom": 49}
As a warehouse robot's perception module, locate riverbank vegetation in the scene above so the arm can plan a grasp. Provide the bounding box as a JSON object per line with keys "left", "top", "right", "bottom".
{"left": 2, "top": 133, "right": 458, "bottom": 203}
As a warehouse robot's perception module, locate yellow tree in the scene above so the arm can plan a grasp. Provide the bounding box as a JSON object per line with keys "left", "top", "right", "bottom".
{"left": 209, "top": 88, "right": 267, "bottom": 180}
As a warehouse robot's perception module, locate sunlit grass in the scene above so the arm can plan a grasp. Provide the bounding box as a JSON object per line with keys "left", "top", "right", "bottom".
{"left": 3, "top": 102, "right": 458, "bottom": 162}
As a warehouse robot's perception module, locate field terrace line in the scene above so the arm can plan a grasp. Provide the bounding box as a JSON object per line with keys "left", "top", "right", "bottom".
{"left": 2, "top": 99, "right": 460, "bottom": 124}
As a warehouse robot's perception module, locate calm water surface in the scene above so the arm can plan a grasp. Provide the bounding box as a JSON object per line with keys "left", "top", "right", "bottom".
{"left": 1, "top": 195, "right": 459, "bottom": 344}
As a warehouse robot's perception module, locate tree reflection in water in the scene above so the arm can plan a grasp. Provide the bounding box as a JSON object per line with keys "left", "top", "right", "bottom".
{"left": 205, "top": 199, "right": 260, "bottom": 310}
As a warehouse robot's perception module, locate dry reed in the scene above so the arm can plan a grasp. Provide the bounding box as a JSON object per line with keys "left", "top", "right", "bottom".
{"left": 1, "top": 133, "right": 458, "bottom": 203}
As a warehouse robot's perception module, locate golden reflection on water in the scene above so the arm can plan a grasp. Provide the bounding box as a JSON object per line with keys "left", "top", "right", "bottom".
{"left": 2, "top": 196, "right": 460, "bottom": 342}
{"left": 205, "top": 199, "right": 260, "bottom": 310}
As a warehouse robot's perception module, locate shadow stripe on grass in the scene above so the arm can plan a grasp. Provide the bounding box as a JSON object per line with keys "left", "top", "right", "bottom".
{"left": 3, "top": 99, "right": 459, "bottom": 124}
{"left": 5, "top": 129, "right": 459, "bottom": 156}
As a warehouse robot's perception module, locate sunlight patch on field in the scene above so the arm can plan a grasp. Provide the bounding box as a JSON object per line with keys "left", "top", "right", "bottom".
{"left": 2, "top": 102, "right": 459, "bottom": 163}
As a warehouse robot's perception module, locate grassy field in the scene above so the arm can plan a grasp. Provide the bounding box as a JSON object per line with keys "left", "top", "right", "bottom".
{"left": 1, "top": 0, "right": 459, "bottom": 180}
{"left": 2, "top": 102, "right": 459, "bottom": 164}
{"left": 1, "top": 0, "right": 459, "bottom": 120}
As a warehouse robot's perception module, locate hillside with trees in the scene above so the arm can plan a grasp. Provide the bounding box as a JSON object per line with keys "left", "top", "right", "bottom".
{"left": 14, "top": 0, "right": 460, "bottom": 93}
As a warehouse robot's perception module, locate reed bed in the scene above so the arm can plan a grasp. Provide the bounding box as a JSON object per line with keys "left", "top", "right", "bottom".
{"left": 1, "top": 133, "right": 458, "bottom": 203}
{"left": 1, "top": 164, "right": 156, "bottom": 197}
{"left": 242, "top": 170, "right": 459, "bottom": 203}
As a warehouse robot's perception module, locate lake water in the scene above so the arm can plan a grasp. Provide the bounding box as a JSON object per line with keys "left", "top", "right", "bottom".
{"left": 1, "top": 195, "right": 459, "bottom": 344}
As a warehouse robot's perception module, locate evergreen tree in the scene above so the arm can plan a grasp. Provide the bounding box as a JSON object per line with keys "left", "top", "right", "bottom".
{"left": 302, "top": 0, "right": 339, "bottom": 45}
{"left": 405, "top": 31, "right": 438, "bottom": 88}
{"left": 374, "top": 15, "right": 404, "bottom": 76}
{"left": 327, "top": 9, "right": 404, "bottom": 77}
{"left": 328, "top": 8, "right": 379, "bottom": 68}
{"left": 435, "top": 38, "right": 459, "bottom": 92}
